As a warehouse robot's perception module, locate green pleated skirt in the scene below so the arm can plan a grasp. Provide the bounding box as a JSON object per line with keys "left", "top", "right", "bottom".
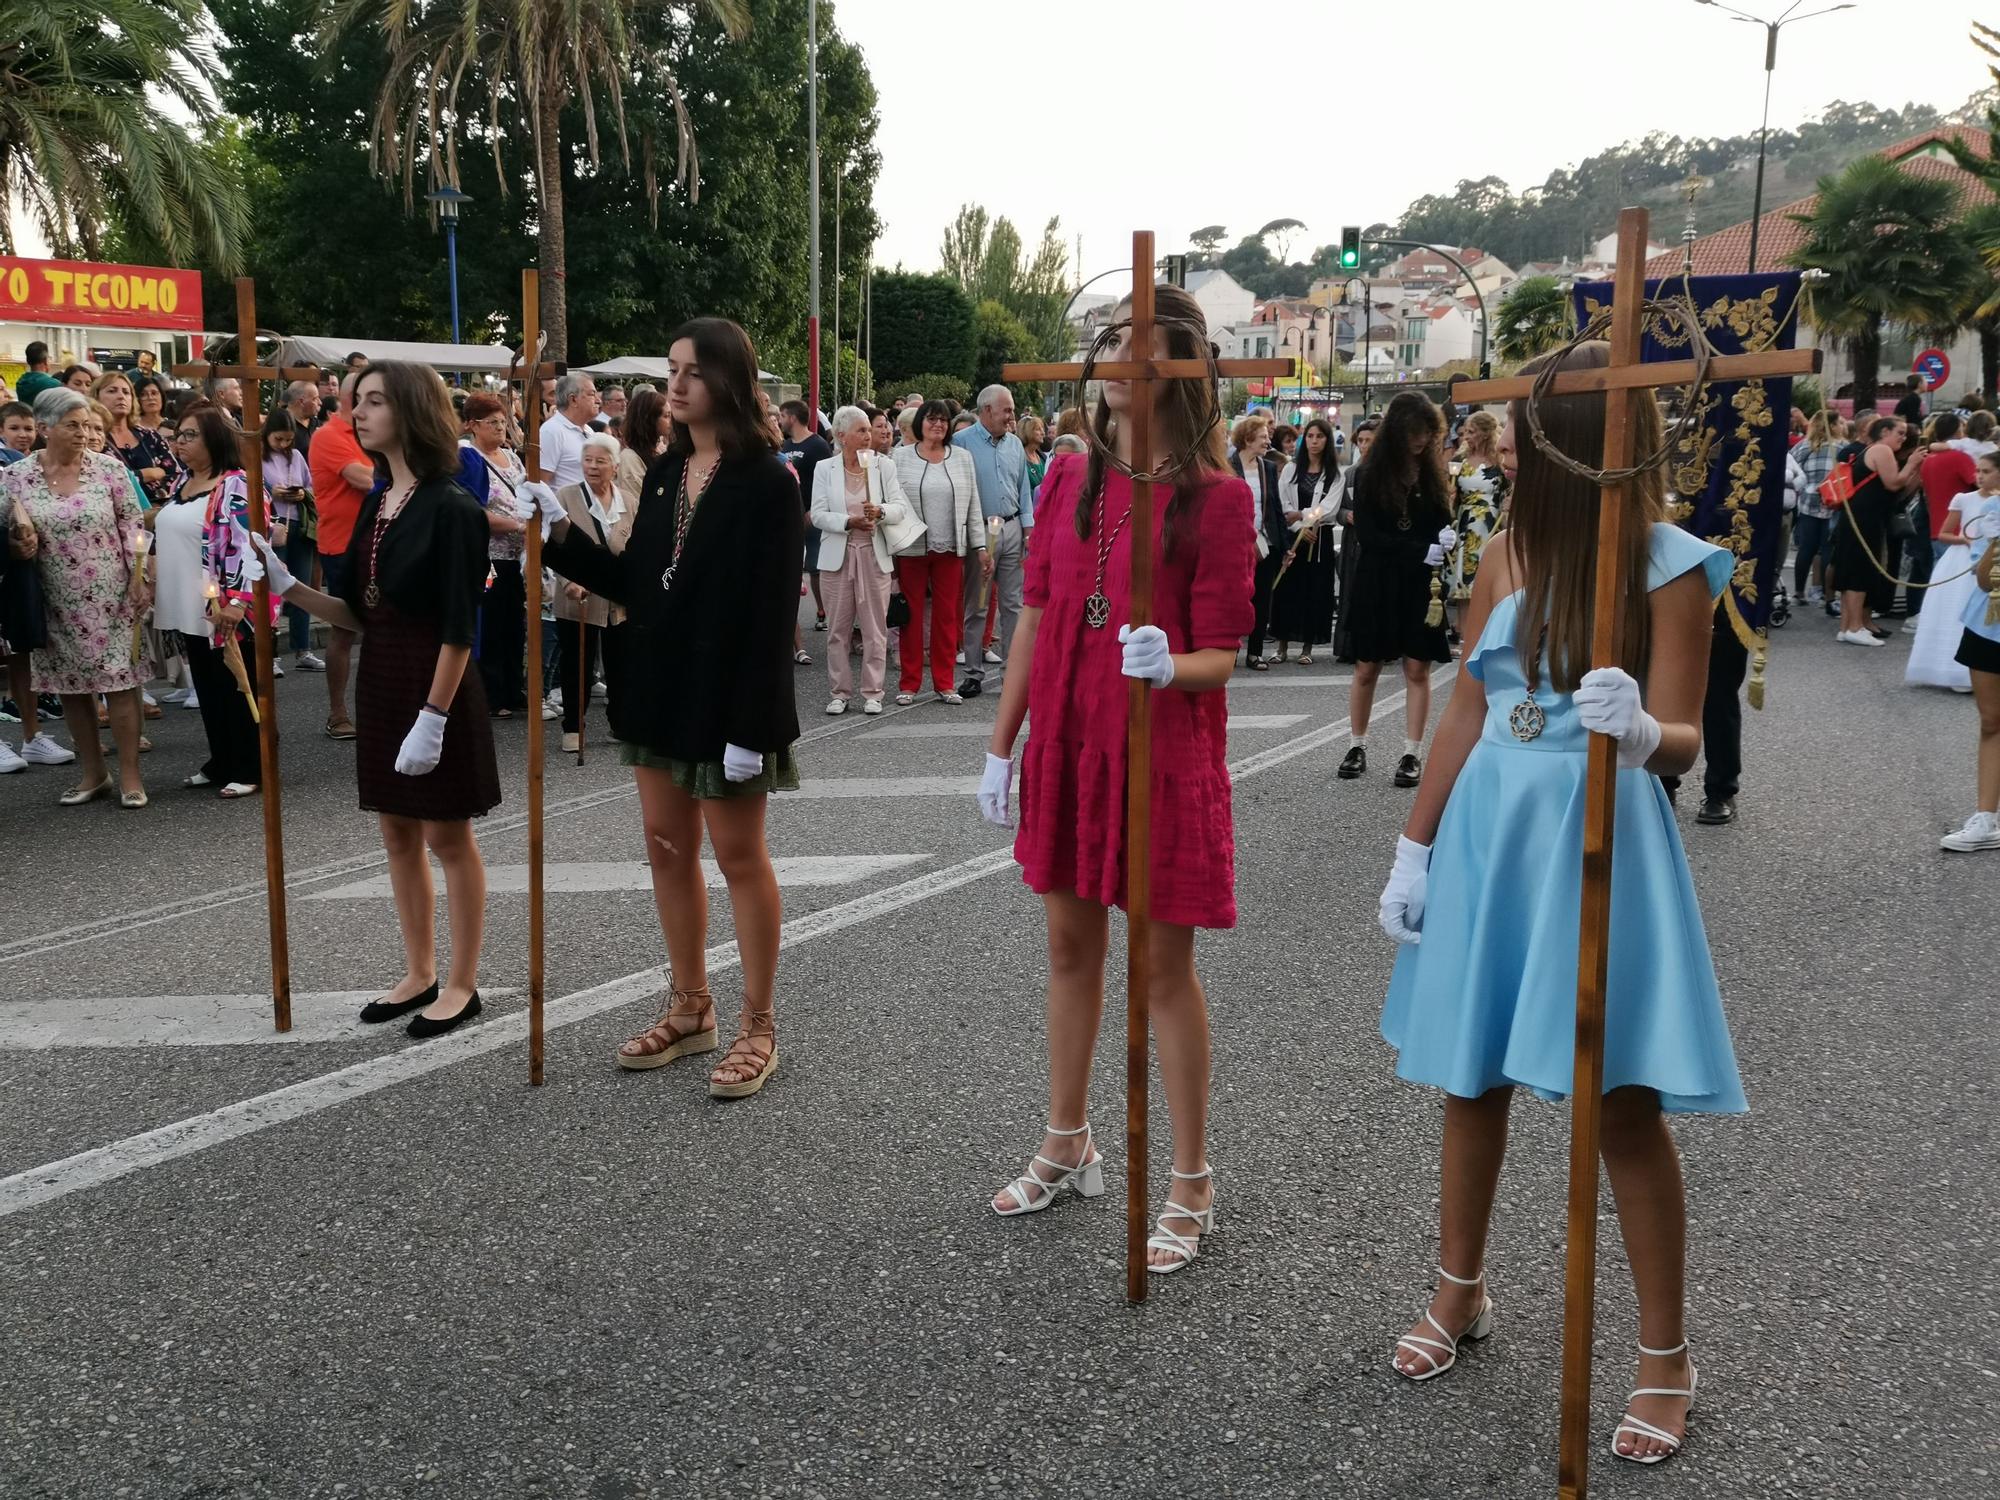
{"left": 617, "top": 743, "right": 801, "bottom": 799}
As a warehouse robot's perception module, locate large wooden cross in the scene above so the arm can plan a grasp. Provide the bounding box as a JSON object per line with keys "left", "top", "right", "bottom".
{"left": 515, "top": 270, "right": 561, "bottom": 1087}
{"left": 1451, "top": 207, "right": 1817, "bottom": 1498}
{"left": 1005, "top": 230, "right": 1290, "bottom": 1303}
{"left": 171, "top": 280, "right": 320, "bottom": 1034}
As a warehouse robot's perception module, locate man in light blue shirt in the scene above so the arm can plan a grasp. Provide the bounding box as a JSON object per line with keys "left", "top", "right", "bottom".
{"left": 952, "top": 384, "right": 1034, "bottom": 694}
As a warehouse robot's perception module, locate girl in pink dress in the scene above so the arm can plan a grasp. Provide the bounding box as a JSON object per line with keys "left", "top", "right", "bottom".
{"left": 977, "top": 284, "right": 1255, "bottom": 1274}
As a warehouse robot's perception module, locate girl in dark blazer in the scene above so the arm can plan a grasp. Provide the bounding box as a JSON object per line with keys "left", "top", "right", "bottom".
{"left": 532, "top": 318, "right": 803, "bottom": 1099}
{"left": 1231, "top": 414, "right": 1287, "bottom": 669}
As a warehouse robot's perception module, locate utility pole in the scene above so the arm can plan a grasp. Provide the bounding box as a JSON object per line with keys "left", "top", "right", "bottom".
{"left": 807, "top": 0, "right": 820, "bottom": 426}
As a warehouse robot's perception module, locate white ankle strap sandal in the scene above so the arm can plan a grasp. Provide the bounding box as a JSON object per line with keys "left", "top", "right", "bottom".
{"left": 1611, "top": 1341, "right": 1698, "bottom": 1465}
{"left": 993, "top": 1123, "right": 1105, "bottom": 1217}
{"left": 1393, "top": 1265, "right": 1494, "bottom": 1381}
{"left": 1145, "top": 1166, "right": 1215, "bottom": 1275}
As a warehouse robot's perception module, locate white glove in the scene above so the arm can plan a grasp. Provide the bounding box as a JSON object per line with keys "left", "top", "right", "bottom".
{"left": 1437, "top": 526, "right": 1459, "bottom": 553}
{"left": 524, "top": 480, "right": 566, "bottom": 539}
{"left": 244, "top": 529, "right": 297, "bottom": 596}
{"left": 722, "top": 743, "right": 763, "bottom": 783}
{"left": 978, "top": 752, "right": 1014, "bottom": 828}
{"left": 1378, "top": 837, "right": 1432, "bottom": 945}
{"left": 394, "top": 707, "right": 448, "bottom": 776}
{"left": 1424, "top": 543, "right": 1448, "bottom": 567}
{"left": 1573, "top": 666, "right": 1662, "bottom": 770}
{"left": 1117, "top": 623, "right": 1176, "bottom": 688}
{"left": 508, "top": 488, "right": 538, "bottom": 523}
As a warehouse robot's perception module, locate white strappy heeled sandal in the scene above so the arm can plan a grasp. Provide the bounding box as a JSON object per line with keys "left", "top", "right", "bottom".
{"left": 992, "top": 1123, "right": 1105, "bottom": 1216}
{"left": 1611, "top": 1341, "right": 1698, "bottom": 1465}
{"left": 1392, "top": 1266, "right": 1494, "bottom": 1381}
{"left": 1145, "top": 1166, "right": 1216, "bottom": 1274}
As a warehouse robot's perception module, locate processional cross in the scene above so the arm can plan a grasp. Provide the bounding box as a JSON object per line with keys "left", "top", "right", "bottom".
{"left": 1452, "top": 207, "right": 1817, "bottom": 1497}
{"left": 1004, "top": 231, "right": 1291, "bottom": 1304}
{"left": 172, "top": 279, "right": 326, "bottom": 1035}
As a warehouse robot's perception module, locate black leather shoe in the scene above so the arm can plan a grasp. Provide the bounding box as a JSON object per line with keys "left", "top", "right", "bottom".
{"left": 360, "top": 981, "right": 438, "bottom": 1024}
{"left": 1393, "top": 753, "right": 1423, "bottom": 788}
{"left": 1337, "top": 745, "right": 1366, "bottom": 779}
{"left": 1696, "top": 796, "right": 1736, "bottom": 825}
{"left": 957, "top": 678, "right": 982, "bottom": 698}
{"left": 406, "top": 991, "right": 482, "bottom": 1039}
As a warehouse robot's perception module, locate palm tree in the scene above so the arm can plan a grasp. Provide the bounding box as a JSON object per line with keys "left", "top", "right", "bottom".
{"left": 1944, "top": 201, "right": 2000, "bottom": 403}
{"left": 323, "top": 0, "right": 751, "bottom": 360}
{"left": 0, "top": 0, "right": 249, "bottom": 267}
{"left": 1789, "top": 156, "right": 1979, "bottom": 411}
{"left": 1494, "top": 276, "right": 1570, "bottom": 364}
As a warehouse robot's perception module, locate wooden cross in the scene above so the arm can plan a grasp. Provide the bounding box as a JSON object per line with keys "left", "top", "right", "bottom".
{"left": 1005, "top": 230, "right": 1291, "bottom": 1303}
{"left": 1450, "top": 207, "right": 1817, "bottom": 1498}
{"left": 171, "top": 280, "right": 303, "bottom": 1034}
{"left": 514, "top": 270, "right": 562, "bottom": 1087}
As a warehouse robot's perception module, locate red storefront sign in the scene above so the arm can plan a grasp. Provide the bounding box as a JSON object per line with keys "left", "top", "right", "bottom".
{"left": 0, "top": 256, "right": 203, "bottom": 333}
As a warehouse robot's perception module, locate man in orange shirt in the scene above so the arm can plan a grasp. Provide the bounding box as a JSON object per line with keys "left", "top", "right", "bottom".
{"left": 307, "top": 370, "right": 379, "bottom": 738}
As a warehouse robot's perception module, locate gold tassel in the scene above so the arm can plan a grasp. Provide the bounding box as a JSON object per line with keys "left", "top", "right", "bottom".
{"left": 1425, "top": 571, "right": 1444, "bottom": 629}
{"left": 1983, "top": 542, "right": 1999, "bottom": 624}
{"left": 1746, "top": 642, "right": 1767, "bottom": 712}
{"left": 1987, "top": 583, "right": 2000, "bottom": 628}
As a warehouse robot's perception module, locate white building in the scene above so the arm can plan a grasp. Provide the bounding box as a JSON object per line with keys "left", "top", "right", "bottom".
{"left": 1184, "top": 269, "right": 1256, "bottom": 334}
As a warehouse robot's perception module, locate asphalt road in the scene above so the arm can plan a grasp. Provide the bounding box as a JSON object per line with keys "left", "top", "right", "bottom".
{"left": 1, "top": 604, "right": 1993, "bottom": 1500}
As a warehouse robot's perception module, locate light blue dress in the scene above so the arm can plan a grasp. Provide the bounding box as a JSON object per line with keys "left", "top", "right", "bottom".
{"left": 1380, "top": 524, "right": 1748, "bottom": 1114}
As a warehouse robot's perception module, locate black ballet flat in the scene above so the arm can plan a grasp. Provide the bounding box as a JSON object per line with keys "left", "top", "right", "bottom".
{"left": 359, "top": 982, "right": 439, "bottom": 1024}
{"left": 405, "top": 992, "right": 482, "bottom": 1040}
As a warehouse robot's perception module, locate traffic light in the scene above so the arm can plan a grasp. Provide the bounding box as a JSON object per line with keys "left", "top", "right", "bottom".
{"left": 1163, "top": 253, "right": 1187, "bottom": 288}
{"left": 1339, "top": 226, "right": 1361, "bottom": 269}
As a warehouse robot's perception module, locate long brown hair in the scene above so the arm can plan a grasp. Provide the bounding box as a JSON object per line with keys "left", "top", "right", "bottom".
{"left": 1505, "top": 341, "right": 1666, "bottom": 694}
{"left": 665, "top": 317, "right": 775, "bottom": 460}
{"left": 354, "top": 361, "right": 460, "bottom": 483}
{"left": 1356, "top": 391, "right": 1450, "bottom": 525}
{"left": 626, "top": 386, "right": 668, "bottom": 458}
{"left": 1071, "top": 283, "right": 1228, "bottom": 556}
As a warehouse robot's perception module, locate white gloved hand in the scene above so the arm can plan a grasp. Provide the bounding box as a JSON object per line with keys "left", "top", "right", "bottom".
{"left": 394, "top": 707, "right": 448, "bottom": 776}
{"left": 978, "top": 752, "right": 1014, "bottom": 828}
{"left": 1378, "top": 836, "right": 1432, "bottom": 945}
{"left": 1573, "top": 666, "right": 1662, "bottom": 770}
{"left": 508, "top": 488, "right": 538, "bottom": 523}
{"left": 722, "top": 743, "right": 763, "bottom": 783}
{"left": 523, "top": 480, "right": 567, "bottom": 539}
{"left": 243, "top": 528, "right": 297, "bottom": 595}
{"left": 1424, "top": 542, "right": 1449, "bottom": 567}
{"left": 1117, "top": 623, "right": 1176, "bottom": 688}
{"left": 1437, "top": 526, "right": 1459, "bottom": 553}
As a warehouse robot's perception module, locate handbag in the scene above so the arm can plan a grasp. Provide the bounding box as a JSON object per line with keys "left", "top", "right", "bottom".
{"left": 1887, "top": 495, "right": 1922, "bottom": 543}
{"left": 886, "top": 591, "right": 911, "bottom": 629}
{"left": 1818, "top": 465, "right": 1857, "bottom": 510}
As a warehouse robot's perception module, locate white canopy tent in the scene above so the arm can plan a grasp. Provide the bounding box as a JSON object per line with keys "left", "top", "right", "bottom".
{"left": 265, "top": 334, "right": 521, "bottom": 374}
{"left": 581, "top": 355, "right": 788, "bottom": 387}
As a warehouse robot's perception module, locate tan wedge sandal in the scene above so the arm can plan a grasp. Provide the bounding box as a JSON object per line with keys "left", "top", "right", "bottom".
{"left": 616, "top": 986, "right": 717, "bottom": 1071}
{"left": 709, "top": 1010, "right": 778, "bottom": 1099}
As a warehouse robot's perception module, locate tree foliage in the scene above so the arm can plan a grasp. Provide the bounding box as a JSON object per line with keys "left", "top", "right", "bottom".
{"left": 1493, "top": 277, "right": 1571, "bottom": 364}
{"left": 870, "top": 271, "right": 975, "bottom": 388}
{"left": 1, "top": 0, "right": 249, "bottom": 267}
{"left": 1788, "top": 156, "right": 1980, "bottom": 409}
{"left": 971, "top": 298, "right": 1037, "bottom": 402}
{"left": 936, "top": 205, "right": 1073, "bottom": 361}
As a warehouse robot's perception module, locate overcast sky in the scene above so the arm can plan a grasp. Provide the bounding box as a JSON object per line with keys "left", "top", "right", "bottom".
{"left": 840, "top": 0, "right": 1993, "bottom": 285}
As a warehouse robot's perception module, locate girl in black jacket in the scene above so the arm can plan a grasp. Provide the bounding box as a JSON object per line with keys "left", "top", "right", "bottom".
{"left": 535, "top": 318, "right": 802, "bottom": 1099}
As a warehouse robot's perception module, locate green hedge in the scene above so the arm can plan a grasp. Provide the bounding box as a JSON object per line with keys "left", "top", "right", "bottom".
{"left": 883, "top": 372, "right": 971, "bottom": 407}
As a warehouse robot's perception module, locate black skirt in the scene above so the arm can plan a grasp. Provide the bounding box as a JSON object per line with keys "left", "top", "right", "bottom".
{"left": 356, "top": 597, "right": 501, "bottom": 821}
{"left": 1340, "top": 533, "right": 1450, "bottom": 665}
{"left": 1956, "top": 626, "right": 2000, "bottom": 676}
{"left": 1269, "top": 529, "right": 1339, "bottom": 646}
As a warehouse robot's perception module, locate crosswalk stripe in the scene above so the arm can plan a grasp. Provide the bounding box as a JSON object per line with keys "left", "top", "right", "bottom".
{"left": 0, "top": 990, "right": 525, "bottom": 1050}
{"left": 862, "top": 713, "right": 1308, "bottom": 740}
{"left": 308, "top": 854, "right": 927, "bottom": 900}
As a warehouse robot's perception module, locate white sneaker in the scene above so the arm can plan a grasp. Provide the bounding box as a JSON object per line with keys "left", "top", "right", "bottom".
{"left": 1836, "top": 630, "right": 1884, "bottom": 648}
{"left": 862, "top": 698, "right": 883, "bottom": 715}
{"left": 183, "top": 691, "right": 202, "bottom": 709}
{"left": 142, "top": 690, "right": 158, "bottom": 708}
{"left": 983, "top": 647, "right": 1003, "bottom": 665}
{"left": 0, "top": 740, "right": 24, "bottom": 774}
{"left": 1903, "top": 618, "right": 1922, "bottom": 634}
{"left": 294, "top": 651, "right": 327, "bottom": 672}
{"left": 20, "top": 733, "right": 76, "bottom": 765}
{"left": 955, "top": 651, "right": 965, "bottom": 665}
{"left": 1940, "top": 811, "right": 2000, "bottom": 852}
{"left": 825, "top": 699, "right": 847, "bottom": 715}
{"left": 271, "top": 659, "right": 285, "bottom": 677}
{"left": 540, "top": 700, "right": 559, "bottom": 721}
{"left": 156, "top": 687, "right": 190, "bottom": 705}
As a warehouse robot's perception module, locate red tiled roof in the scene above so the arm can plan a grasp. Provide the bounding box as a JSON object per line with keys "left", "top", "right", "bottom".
{"left": 1643, "top": 126, "right": 1993, "bottom": 278}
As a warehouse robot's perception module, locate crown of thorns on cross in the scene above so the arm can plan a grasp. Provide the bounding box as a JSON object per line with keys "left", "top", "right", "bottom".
{"left": 1525, "top": 290, "right": 1721, "bottom": 487}
{"left": 1071, "top": 313, "right": 1227, "bottom": 488}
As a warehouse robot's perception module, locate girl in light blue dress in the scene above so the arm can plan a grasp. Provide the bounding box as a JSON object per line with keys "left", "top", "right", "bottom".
{"left": 1373, "top": 341, "right": 1745, "bottom": 1469}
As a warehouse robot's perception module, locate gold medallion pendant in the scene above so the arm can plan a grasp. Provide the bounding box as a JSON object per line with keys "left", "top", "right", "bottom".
{"left": 1509, "top": 698, "right": 1547, "bottom": 742}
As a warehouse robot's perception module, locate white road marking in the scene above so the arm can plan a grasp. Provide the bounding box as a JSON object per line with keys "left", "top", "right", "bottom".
{"left": 1225, "top": 673, "right": 1352, "bottom": 689}
{"left": 794, "top": 776, "right": 980, "bottom": 799}
{"left": 306, "top": 854, "right": 927, "bottom": 900}
{"left": 0, "top": 989, "right": 524, "bottom": 1050}
{"left": 1226, "top": 714, "right": 1311, "bottom": 729}
{"left": 862, "top": 713, "right": 1307, "bottom": 739}
{"left": 0, "top": 674, "right": 1443, "bottom": 1219}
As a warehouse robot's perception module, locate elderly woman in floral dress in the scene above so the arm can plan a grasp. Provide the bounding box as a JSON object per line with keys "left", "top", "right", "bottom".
{"left": 0, "top": 388, "right": 152, "bottom": 806}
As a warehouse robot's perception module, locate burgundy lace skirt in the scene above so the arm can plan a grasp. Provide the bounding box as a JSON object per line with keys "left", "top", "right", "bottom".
{"left": 355, "top": 599, "right": 501, "bottom": 821}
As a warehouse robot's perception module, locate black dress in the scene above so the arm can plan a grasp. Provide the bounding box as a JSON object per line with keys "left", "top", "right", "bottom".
{"left": 336, "top": 479, "right": 501, "bottom": 821}
{"left": 544, "top": 448, "right": 804, "bottom": 763}
{"left": 1829, "top": 448, "right": 1888, "bottom": 600}
{"left": 1338, "top": 461, "right": 1452, "bottom": 666}
{"left": 1268, "top": 464, "right": 1342, "bottom": 647}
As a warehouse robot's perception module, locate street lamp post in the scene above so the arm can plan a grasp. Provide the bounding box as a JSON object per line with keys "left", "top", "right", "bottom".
{"left": 1340, "top": 276, "right": 1372, "bottom": 420}
{"left": 1694, "top": 1, "right": 1855, "bottom": 274}
{"left": 425, "top": 185, "right": 471, "bottom": 347}
{"left": 1364, "top": 238, "right": 1489, "bottom": 380}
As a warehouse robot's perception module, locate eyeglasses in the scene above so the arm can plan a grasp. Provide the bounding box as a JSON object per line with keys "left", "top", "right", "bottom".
{"left": 174, "top": 429, "right": 201, "bottom": 441}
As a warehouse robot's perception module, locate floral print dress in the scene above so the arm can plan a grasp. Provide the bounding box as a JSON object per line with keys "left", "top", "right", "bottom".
{"left": 0, "top": 450, "right": 145, "bottom": 694}
{"left": 1448, "top": 459, "right": 1509, "bottom": 601}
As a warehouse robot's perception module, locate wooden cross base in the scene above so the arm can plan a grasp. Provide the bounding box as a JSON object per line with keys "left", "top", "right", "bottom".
{"left": 1452, "top": 207, "right": 1816, "bottom": 1499}
{"left": 1003, "top": 232, "right": 1289, "bottom": 1304}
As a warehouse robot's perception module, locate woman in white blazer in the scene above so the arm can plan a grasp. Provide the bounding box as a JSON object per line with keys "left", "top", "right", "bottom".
{"left": 1268, "top": 417, "right": 1347, "bottom": 663}
{"left": 889, "top": 398, "right": 989, "bottom": 704}
{"left": 812, "top": 405, "right": 912, "bottom": 714}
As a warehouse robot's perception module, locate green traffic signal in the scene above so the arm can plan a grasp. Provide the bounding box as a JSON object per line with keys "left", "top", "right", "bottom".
{"left": 1339, "top": 225, "right": 1360, "bottom": 269}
